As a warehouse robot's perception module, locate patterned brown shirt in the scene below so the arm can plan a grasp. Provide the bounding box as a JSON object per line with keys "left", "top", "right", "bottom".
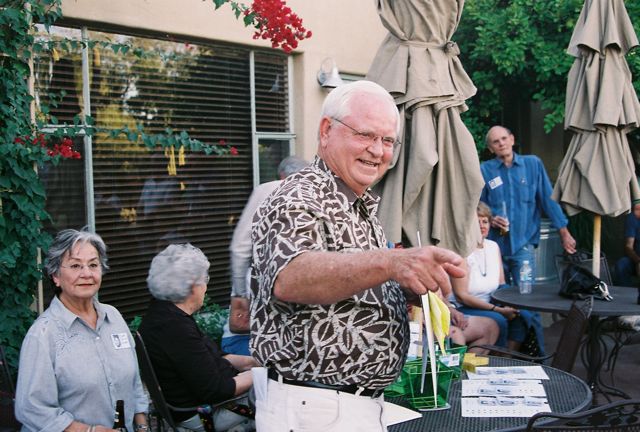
{"left": 249, "top": 156, "right": 409, "bottom": 389}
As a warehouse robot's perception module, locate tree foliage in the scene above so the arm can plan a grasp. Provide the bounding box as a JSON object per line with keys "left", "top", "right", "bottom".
{"left": 456, "top": 0, "right": 640, "bottom": 149}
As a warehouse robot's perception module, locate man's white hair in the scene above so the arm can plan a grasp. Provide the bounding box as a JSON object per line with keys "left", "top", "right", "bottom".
{"left": 317, "top": 80, "right": 400, "bottom": 140}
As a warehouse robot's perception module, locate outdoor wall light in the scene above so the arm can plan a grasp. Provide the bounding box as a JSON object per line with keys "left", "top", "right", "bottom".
{"left": 317, "top": 57, "right": 344, "bottom": 89}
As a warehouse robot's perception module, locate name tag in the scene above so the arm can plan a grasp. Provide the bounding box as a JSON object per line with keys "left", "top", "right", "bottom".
{"left": 111, "top": 333, "right": 131, "bottom": 350}
{"left": 488, "top": 176, "right": 503, "bottom": 189}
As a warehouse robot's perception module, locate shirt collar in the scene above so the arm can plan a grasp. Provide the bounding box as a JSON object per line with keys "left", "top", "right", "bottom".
{"left": 511, "top": 152, "right": 523, "bottom": 166}
{"left": 496, "top": 152, "right": 522, "bottom": 168}
{"left": 313, "top": 156, "right": 380, "bottom": 215}
{"left": 50, "top": 295, "right": 109, "bottom": 330}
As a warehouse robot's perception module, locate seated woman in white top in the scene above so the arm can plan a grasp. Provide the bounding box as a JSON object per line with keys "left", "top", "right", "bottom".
{"left": 451, "top": 202, "right": 531, "bottom": 350}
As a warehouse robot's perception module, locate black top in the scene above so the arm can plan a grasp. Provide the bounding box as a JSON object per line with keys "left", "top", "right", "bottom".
{"left": 138, "top": 299, "right": 237, "bottom": 422}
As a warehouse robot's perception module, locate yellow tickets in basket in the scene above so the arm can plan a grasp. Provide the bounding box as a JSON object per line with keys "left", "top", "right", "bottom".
{"left": 428, "top": 291, "right": 450, "bottom": 355}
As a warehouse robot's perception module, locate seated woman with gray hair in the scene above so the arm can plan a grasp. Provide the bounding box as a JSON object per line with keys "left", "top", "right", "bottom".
{"left": 138, "top": 244, "right": 257, "bottom": 432}
{"left": 15, "top": 228, "right": 148, "bottom": 432}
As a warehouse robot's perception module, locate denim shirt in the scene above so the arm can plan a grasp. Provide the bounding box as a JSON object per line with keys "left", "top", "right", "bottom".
{"left": 15, "top": 296, "right": 148, "bottom": 432}
{"left": 480, "top": 153, "right": 568, "bottom": 256}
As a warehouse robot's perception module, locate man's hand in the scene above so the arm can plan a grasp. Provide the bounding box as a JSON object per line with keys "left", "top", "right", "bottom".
{"left": 559, "top": 227, "right": 577, "bottom": 254}
{"left": 392, "top": 246, "right": 466, "bottom": 298}
{"left": 491, "top": 215, "right": 509, "bottom": 232}
{"left": 229, "top": 297, "right": 250, "bottom": 333}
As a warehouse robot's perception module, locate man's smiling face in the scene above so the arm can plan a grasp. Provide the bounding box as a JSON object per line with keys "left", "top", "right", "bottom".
{"left": 318, "top": 92, "right": 397, "bottom": 196}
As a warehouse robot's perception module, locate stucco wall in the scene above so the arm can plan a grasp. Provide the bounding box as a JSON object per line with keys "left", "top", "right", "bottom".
{"left": 60, "top": 0, "right": 389, "bottom": 159}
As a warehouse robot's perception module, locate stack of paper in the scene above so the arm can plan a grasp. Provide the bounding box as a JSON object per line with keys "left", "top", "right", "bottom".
{"left": 461, "top": 366, "right": 551, "bottom": 417}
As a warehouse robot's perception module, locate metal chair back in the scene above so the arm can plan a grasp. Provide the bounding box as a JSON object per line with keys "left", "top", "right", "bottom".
{"left": 134, "top": 332, "right": 212, "bottom": 431}
{"left": 550, "top": 297, "right": 593, "bottom": 373}
{"left": 526, "top": 398, "right": 640, "bottom": 431}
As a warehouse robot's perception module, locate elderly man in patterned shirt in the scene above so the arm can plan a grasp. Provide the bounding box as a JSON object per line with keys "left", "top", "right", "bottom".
{"left": 249, "top": 80, "right": 466, "bottom": 432}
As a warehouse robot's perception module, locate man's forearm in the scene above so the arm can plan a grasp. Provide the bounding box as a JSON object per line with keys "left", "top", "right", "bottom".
{"left": 274, "top": 250, "right": 393, "bottom": 304}
{"left": 224, "top": 354, "right": 258, "bottom": 371}
{"left": 230, "top": 252, "right": 251, "bottom": 297}
{"left": 273, "top": 246, "right": 465, "bottom": 305}
{"left": 624, "top": 245, "right": 640, "bottom": 263}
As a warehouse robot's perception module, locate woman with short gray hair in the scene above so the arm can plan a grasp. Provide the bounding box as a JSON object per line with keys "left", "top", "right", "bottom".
{"left": 139, "top": 243, "right": 257, "bottom": 432}
{"left": 15, "top": 228, "right": 148, "bottom": 431}
{"left": 146, "top": 243, "right": 210, "bottom": 303}
{"left": 44, "top": 228, "right": 109, "bottom": 295}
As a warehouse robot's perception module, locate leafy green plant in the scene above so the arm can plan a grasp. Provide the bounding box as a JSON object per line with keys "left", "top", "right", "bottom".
{"left": 194, "top": 298, "right": 230, "bottom": 345}
{"left": 128, "top": 315, "right": 143, "bottom": 334}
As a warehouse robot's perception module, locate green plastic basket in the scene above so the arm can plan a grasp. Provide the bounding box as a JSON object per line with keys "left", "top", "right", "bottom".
{"left": 404, "top": 358, "right": 454, "bottom": 410}
{"left": 385, "top": 357, "right": 454, "bottom": 410}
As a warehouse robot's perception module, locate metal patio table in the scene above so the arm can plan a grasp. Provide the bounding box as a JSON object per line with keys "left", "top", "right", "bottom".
{"left": 388, "top": 356, "right": 591, "bottom": 432}
{"left": 491, "top": 283, "right": 640, "bottom": 401}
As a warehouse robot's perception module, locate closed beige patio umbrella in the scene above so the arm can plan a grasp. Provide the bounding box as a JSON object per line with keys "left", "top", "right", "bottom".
{"left": 366, "top": 0, "right": 483, "bottom": 257}
{"left": 552, "top": 0, "right": 640, "bottom": 275}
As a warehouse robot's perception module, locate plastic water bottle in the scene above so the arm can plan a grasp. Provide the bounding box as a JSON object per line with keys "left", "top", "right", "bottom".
{"left": 519, "top": 260, "right": 533, "bottom": 294}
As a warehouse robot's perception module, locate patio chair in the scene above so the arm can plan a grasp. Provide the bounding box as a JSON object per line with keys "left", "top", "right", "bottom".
{"left": 525, "top": 398, "right": 640, "bottom": 431}
{"left": 134, "top": 332, "right": 252, "bottom": 432}
{"left": 0, "top": 345, "right": 20, "bottom": 431}
{"left": 134, "top": 332, "right": 212, "bottom": 431}
{"left": 471, "top": 297, "right": 593, "bottom": 373}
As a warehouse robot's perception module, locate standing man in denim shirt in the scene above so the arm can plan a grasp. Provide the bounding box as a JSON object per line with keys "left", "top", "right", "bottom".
{"left": 480, "top": 125, "right": 577, "bottom": 286}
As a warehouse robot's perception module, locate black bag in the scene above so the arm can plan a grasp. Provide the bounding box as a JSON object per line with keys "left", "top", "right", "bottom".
{"left": 559, "top": 261, "right": 612, "bottom": 301}
{"left": 555, "top": 249, "right": 612, "bottom": 285}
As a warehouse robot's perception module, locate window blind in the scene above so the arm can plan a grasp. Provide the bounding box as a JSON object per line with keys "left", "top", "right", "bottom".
{"left": 35, "top": 27, "right": 290, "bottom": 319}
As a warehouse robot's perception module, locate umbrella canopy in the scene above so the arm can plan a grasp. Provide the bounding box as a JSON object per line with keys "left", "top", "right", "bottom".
{"left": 367, "top": 0, "right": 483, "bottom": 257}
{"left": 553, "top": 0, "right": 640, "bottom": 218}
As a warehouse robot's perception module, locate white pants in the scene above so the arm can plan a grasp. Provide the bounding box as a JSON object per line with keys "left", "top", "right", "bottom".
{"left": 255, "top": 378, "right": 387, "bottom": 432}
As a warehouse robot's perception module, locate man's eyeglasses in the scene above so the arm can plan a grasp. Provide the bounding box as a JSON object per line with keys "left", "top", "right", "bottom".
{"left": 60, "top": 262, "right": 101, "bottom": 273}
{"left": 332, "top": 117, "right": 400, "bottom": 150}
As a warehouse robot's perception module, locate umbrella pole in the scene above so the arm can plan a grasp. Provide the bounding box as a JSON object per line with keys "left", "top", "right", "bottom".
{"left": 592, "top": 214, "right": 601, "bottom": 277}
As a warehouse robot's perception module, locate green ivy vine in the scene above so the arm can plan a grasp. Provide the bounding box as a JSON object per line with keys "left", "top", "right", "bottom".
{"left": 0, "top": 0, "right": 65, "bottom": 375}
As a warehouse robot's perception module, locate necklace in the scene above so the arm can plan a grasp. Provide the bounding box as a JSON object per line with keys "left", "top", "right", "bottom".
{"left": 478, "top": 246, "right": 487, "bottom": 277}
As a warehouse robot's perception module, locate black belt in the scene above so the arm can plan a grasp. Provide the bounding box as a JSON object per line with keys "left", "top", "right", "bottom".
{"left": 267, "top": 368, "right": 384, "bottom": 398}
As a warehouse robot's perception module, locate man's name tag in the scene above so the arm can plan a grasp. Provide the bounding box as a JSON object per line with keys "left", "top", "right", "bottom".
{"left": 111, "top": 333, "right": 131, "bottom": 350}
{"left": 488, "top": 176, "right": 503, "bottom": 189}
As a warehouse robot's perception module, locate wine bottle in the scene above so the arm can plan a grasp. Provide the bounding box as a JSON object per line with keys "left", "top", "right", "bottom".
{"left": 113, "top": 399, "right": 126, "bottom": 431}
